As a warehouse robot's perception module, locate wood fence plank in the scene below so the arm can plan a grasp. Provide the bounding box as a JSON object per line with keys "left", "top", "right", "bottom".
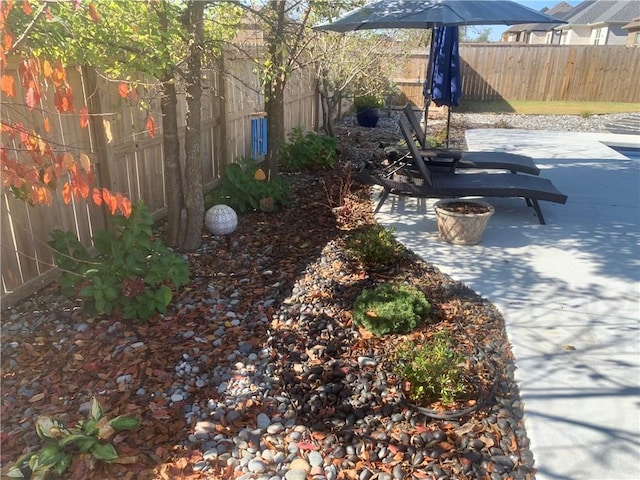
{"left": 2, "top": 49, "right": 312, "bottom": 304}
{"left": 396, "top": 44, "right": 640, "bottom": 103}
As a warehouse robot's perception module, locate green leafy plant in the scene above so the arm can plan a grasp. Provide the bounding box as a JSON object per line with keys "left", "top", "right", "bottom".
{"left": 580, "top": 110, "right": 593, "bottom": 118}
{"left": 394, "top": 331, "right": 466, "bottom": 406}
{"left": 48, "top": 202, "right": 189, "bottom": 319}
{"left": 352, "top": 282, "right": 431, "bottom": 336}
{"left": 346, "top": 225, "right": 403, "bottom": 269}
{"left": 207, "top": 158, "right": 290, "bottom": 212}
{"left": 7, "top": 397, "right": 139, "bottom": 479}
{"left": 354, "top": 94, "right": 384, "bottom": 110}
{"left": 279, "top": 127, "right": 337, "bottom": 172}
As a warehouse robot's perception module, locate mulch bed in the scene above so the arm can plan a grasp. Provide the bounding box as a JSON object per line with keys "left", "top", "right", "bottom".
{"left": 1, "top": 117, "right": 534, "bottom": 479}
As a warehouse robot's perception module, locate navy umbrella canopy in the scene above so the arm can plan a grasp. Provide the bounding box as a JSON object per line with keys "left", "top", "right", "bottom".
{"left": 428, "top": 25, "right": 461, "bottom": 146}
{"left": 315, "top": 0, "right": 566, "bottom": 32}
{"left": 429, "top": 25, "right": 461, "bottom": 108}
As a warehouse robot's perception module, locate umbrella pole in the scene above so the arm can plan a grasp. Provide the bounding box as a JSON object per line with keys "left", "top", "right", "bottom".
{"left": 423, "top": 99, "right": 430, "bottom": 149}
{"left": 446, "top": 106, "right": 451, "bottom": 147}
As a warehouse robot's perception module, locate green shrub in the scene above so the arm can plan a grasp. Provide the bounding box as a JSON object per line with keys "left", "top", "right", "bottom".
{"left": 280, "top": 127, "right": 337, "bottom": 172}
{"left": 352, "top": 282, "right": 431, "bottom": 336}
{"left": 394, "top": 331, "right": 466, "bottom": 405}
{"left": 7, "top": 397, "right": 139, "bottom": 479}
{"left": 207, "top": 157, "right": 290, "bottom": 212}
{"left": 354, "top": 94, "right": 384, "bottom": 109}
{"left": 48, "top": 202, "right": 189, "bottom": 319}
{"left": 346, "top": 225, "right": 403, "bottom": 269}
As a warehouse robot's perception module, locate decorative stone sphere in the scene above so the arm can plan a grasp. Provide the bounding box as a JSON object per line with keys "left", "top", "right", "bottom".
{"left": 205, "top": 204, "right": 238, "bottom": 236}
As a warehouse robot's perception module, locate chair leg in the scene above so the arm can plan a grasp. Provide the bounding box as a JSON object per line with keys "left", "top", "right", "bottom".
{"left": 374, "top": 189, "right": 390, "bottom": 213}
{"left": 530, "top": 199, "right": 546, "bottom": 225}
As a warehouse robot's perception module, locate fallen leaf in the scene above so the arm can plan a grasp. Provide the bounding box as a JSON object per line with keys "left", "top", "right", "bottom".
{"left": 103, "top": 119, "right": 113, "bottom": 143}
{"left": 29, "top": 392, "right": 45, "bottom": 403}
{"left": 295, "top": 442, "right": 318, "bottom": 451}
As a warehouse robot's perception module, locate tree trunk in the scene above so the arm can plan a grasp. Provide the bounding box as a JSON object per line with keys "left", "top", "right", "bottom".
{"left": 161, "top": 75, "right": 184, "bottom": 247}
{"left": 320, "top": 90, "right": 339, "bottom": 138}
{"left": 181, "top": 0, "right": 205, "bottom": 250}
{"left": 320, "top": 92, "right": 331, "bottom": 137}
{"left": 265, "top": 77, "right": 285, "bottom": 176}
{"left": 264, "top": 0, "right": 287, "bottom": 178}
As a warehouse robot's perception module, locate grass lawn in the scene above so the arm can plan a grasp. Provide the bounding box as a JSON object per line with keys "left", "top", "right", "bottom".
{"left": 457, "top": 100, "right": 640, "bottom": 115}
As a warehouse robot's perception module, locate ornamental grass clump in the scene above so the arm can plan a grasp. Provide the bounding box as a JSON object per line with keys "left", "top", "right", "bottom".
{"left": 346, "top": 225, "right": 403, "bottom": 269}
{"left": 352, "top": 282, "right": 431, "bottom": 336}
{"left": 394, "top": 331, "right": 466, "bottom": 406}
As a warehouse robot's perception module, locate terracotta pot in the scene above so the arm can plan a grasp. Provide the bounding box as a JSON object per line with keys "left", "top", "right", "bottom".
{"left": 433, "top": 199, "right": 494, "bottom": 245}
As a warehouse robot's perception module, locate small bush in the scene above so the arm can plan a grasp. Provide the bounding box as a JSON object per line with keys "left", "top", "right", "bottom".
{"left": 352, "top": 282, "right": 431, "bottom": 336}
{"left": 346, "top": 225, "right": 403, "bottom": 268}
{"left": 394, "top": 331, "right": 466, "bottom": 406}
{"left": 280, "top": 127, "right": 337, "bottom": 172}
{"left": 580, "top": 110, "right": 593, "bottom": 118}
{"left": 49, "top": 202, "right": 189, "bottom": 319}
{"left": 354, "top": 94, "right": 384, "bottom": 109}
{"left": 207, "top": 157, "right": 290, "bottom": 212}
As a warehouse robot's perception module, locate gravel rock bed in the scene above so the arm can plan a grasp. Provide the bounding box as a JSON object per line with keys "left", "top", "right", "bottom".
{"left": 452, "top": 111, "right": 630, "bottom": 133}
{"left": 1, "top": 111, "right": 620, "bottom": 479}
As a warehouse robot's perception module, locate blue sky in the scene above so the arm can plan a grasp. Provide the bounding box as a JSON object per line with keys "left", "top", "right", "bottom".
{"left": 486, "top": 0, "right": 582, "bottom": 40}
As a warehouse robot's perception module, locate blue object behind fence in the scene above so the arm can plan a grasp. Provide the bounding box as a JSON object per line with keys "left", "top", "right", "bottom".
{"left": 251, "top": 116, "right": 268, "bottom": 159}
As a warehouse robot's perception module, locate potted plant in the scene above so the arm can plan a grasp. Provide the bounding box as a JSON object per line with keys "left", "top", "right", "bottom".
{"left": 354, "top": 94, "right": 384, "bottom": 128}
{"left": 433, "top": 199, "right": 494, "bottom": 245}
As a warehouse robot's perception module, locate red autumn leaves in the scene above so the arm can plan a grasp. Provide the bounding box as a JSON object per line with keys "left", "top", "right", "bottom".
{"left": 0, "top": 2, "right": 158, "bottom": 218}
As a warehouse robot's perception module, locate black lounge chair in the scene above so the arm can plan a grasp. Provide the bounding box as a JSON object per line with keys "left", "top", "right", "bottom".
{"left": 401, "top": 103, "right": 541, "bottom": 175}
{"left": 358, "top": 117, "right": 567, "bottom": 225}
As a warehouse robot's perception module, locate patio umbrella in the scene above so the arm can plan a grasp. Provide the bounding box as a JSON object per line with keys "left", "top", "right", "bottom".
{"left": 428, "top": 25, "right": 461, "bottom": 146}
{"left": 315, "top": 0, "right": 564, "bottom": 142}
{"left": 314, "top": 0, "right": 565, "bottom": 32}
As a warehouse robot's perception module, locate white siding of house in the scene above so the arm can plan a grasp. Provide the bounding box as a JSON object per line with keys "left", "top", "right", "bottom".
{"left": 605, "top": 25, "right": 630, "bottom": 44}
{"left": 529, "top": 32, "right": 548, "bottom": 44}
{"left": 561, "top": 26, "right": 592, "bottom": 44}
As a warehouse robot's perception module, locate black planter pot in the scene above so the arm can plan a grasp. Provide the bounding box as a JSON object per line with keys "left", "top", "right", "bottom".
{"left": 356, "top": 107, "right": 380, "bottom": 128}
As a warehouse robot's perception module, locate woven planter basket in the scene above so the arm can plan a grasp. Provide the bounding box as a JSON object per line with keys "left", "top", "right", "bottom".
{"left": 433, "top": 200, "right": 494, "bottom": 245}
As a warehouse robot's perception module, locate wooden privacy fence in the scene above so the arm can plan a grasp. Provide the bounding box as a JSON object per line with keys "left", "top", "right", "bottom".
{"left": 396, "top": 44, "right": 640, "bottom": 106}
{"left": 1, "top": 50, "right": 318, "bottom": 306}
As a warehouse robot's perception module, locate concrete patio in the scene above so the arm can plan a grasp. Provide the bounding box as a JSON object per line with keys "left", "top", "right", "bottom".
{"left": 372, "top": 128, "right": 640, "bottom": 480}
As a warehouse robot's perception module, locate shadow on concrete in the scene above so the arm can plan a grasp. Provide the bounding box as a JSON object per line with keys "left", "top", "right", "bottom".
{"left": 373, "top": 132, "right": 640, "bottom": 480}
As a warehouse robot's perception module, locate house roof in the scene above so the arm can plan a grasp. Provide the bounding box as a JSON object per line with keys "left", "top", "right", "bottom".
{"left": 622, "top": 16, "right": 640, "bottom": 30}
{"left": 556, "top": 0, "right": 639, "bottom": 29}
{"left": 504, "top": 0, "right": 638, "bottom": 35}
{"left": 504, "top": 1, "right": 574, "bottom": 34}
